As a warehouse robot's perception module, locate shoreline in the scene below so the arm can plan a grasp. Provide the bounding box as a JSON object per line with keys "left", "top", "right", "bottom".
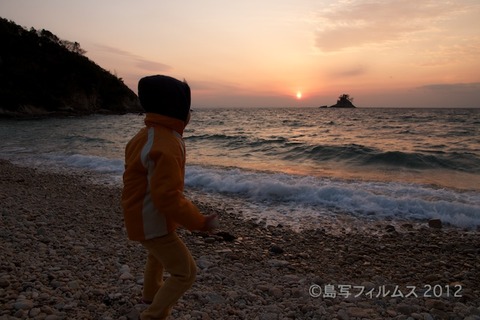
{"left": 1, "top": 159, "right": 479, "bottom": 319}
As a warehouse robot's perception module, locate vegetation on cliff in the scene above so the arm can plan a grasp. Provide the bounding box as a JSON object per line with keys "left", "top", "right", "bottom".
{"left": 0, "top": 17, "right": 142, "bottom": 117}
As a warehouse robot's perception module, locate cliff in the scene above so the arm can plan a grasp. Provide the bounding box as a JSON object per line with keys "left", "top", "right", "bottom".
{"left": 0, "top": 17, "right": 142, "bottom": 118}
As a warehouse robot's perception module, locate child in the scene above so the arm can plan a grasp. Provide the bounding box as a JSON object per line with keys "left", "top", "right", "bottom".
{"left": 121, "top": 75, "right": 218, "bottom": 320}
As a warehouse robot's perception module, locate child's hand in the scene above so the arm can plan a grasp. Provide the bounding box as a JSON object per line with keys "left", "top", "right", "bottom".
{"left": 201, "top": 214, "right": 219, "bottom": 232}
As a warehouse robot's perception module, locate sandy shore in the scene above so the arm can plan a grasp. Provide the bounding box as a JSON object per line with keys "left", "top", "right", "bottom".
{"left": 0, "top": 159, "right": 479, "bottom": 320}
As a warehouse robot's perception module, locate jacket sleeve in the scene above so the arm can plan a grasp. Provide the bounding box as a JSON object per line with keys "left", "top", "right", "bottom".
{"left": 148, "top": 146, "right": 206, "bottom": 231}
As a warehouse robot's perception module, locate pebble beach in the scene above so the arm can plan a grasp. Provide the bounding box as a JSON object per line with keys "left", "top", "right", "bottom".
{"left": 1, "top": 159, "right": 479, "bottom": 320}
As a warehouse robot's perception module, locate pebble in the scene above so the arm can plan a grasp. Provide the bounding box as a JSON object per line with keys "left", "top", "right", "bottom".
{"left": 269, "top": 245, "right": 284, "bottom": 254}
{"left": 267, "top": 259, "right": 289, "bottom": 267}
{"left": 428, "top": 219, "right": 443, "bottom": 229}
{"left": 0, "top": 159, "right": 479, "bottom": 319}
{"left": 14, "top": 299, "right": 33, "bottom": 310}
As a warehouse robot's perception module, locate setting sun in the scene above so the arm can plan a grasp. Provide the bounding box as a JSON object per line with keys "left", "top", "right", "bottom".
{"left": 2, "top": 1, "right": 479, "bottom": 108}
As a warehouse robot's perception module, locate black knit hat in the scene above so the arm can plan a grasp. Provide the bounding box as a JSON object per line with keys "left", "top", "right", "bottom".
{"left": 138, "top": 75, "right": 191, "bottom": 121}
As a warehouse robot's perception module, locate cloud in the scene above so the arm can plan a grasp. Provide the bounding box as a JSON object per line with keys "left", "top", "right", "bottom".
{"left": 418, "top": 82, "right": 480, "bottom": 92}
{"left": 188, "top": 80, "right": 294, "bottom": 108}
{"left": 314, "top": 0, "right": 469, "bottom": 52}
{"left": 188, "top": 80, "right": 243, "bottom": 92}
{"left": 93, "top": 44, "right": 171, "bottom": 72}
{"left": 416, "top": 41, "right": 480, "bottom": 66}
{"left": 188, "top": 79, "right": 280, "bottom": 96}
{"left": 355, "top": 82, "right": 480, "bottom": 107}
{"left": 329, "top": 65, "right": 368, "bottom": 78}
{"left": 135, "top": 59, "right": 172, "bottom": 72}
{"left": 414, "top": 82, "right": 480, "bottom": 107}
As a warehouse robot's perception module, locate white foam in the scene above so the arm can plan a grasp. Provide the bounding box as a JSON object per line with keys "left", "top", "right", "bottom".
{"left": 4, "top": 149, "right": 479, "bottom": 229}
{"left": 47, "top": 154, "right": 124, "bottom": 174}
{"left": 185, "top": 165, "right": 480, "bottom": 229}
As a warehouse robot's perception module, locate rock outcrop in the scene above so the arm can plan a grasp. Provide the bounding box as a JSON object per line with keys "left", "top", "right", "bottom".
{"left": 329, "top": 94, "right": 356, "bottom": 108}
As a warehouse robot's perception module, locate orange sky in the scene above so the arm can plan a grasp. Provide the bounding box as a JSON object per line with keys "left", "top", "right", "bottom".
{"left": 2, "top": 0, "right": 480, "bottom": 107}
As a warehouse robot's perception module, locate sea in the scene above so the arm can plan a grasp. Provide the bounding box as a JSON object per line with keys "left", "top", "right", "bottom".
{"left": 1, "top": 107, "right": 479, "bottom": 231}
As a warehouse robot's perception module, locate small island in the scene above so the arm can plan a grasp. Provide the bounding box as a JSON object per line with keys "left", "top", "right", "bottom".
{"left": 321, "top": 94, "right": 356, "bottom": 108}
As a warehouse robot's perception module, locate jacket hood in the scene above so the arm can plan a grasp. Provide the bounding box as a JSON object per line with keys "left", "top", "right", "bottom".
{"left": 138, "top": 75, "right": 191, "bottom": 122}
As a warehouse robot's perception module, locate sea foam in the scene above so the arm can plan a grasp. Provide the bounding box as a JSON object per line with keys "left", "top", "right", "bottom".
{"left": 3, "top": 147, "right": 479, "bottom": 229}
{"left": 185, "top": 165, "right": 480, "bottom": 229}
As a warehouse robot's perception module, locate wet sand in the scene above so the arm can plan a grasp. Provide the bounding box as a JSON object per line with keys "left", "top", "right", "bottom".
{"left": 1, "top": 159, "right": 479, "bottom": 319}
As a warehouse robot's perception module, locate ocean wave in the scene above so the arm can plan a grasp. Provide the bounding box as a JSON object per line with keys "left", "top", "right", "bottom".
{"left": 187, "top": 130, "right": 480, "bottom": 173}
{"left": 362, "top": 150, "right": 479, "bottom": 172}
{"left": 46, "top": 154, "right": 124, "bottom": 174}
{"left": 186, "top": 133, "right": 245, "bottom": 141}
{"left": 279, "top": 143, "right": 480, "bottom": 173}
{"left": 285, "top": 143, "right": 375, "bottom": 162}
{"left": 186, "top": 134, "right": 291, "bottom": 152}
{"left": 3, "top": 152, "right": 125, "bottom": 176}
{"left": 64, "top": 134, "right": 115, "bottom": 145}
{"left": 2, "top": 147, "right": 479, "bottom": 229}
{"left": 185, "top": 165, "right": 480, "bottom": 229}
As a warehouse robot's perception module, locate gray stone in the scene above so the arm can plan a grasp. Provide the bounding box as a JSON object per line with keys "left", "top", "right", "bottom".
{"left": 206, "top": 292, "right": 225, "bottom": 304}
{"left": 267, "top": 259, "right": 289, "bottom": 267}
{"left": 259, "top": 313, "right": 279, "bottom": 320}
{"left": 420, "top": 313, "right": 434, "bottom": 320}
{"left": 397, "top": 303, "right": 418, "bottom": 315}
{"left": 119, "top": 272, "right": 134, "bottom": 280}
{"left": 28, "top": 308, "right": 41, "bottom": 317}
{"left": 268, "top": 286, "right": 283, "bottom": 298}
{"left": 197, "top": 258, "right": 214, "bottom": 270}
{"left": 337, "top": 308, "right": 350, "bottom": 320}
{"left": 347, "top": 307, "right": 374, "bottom": 318}
{"left": 429, "top": 308, "right": 449, "bottom": 319}
{"left": 13, "top": 299, "right": 33, "bottom": 310}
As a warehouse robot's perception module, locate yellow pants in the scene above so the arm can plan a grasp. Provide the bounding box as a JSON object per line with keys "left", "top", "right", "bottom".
{"left": 140, "top": 232, "right": 196, "bottom": 320}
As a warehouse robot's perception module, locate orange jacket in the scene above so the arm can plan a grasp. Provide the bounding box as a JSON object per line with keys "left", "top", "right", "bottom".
{"left": 121, "top": 113, "right": 205, "bottom": 241}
